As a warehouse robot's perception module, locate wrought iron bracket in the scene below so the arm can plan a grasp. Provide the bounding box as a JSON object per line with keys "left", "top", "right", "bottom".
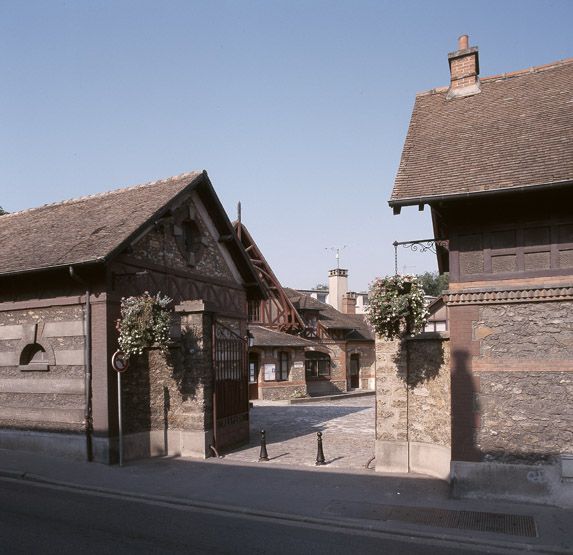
{"left": 393, "top": 238, "right": 449, "bottom": 274}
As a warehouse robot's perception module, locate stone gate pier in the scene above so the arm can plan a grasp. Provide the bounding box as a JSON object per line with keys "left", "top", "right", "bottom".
{"left": 375, "top": 332, "right": 451, "bottom": 480}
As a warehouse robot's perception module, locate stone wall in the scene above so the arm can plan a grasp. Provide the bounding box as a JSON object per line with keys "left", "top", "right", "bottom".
{"left": 121, "top": 304, "right": 217, "bottom": 460}
{"left": 470, "top": 301, "right": 573, "bottom": 463}
{"left": 477, "top": 371, "right": 572, "bottom": 462}
{"left": 130, "top": 200, "right": 234, "bottom": 282}
{"left": 375, "top": 332, "right": 451, "bottom": 479}
{"left": 478, "top": 302, "right": 573, "bottom": 360}
{"left": 0, "top": 305, "right": 86, "bottom": 435}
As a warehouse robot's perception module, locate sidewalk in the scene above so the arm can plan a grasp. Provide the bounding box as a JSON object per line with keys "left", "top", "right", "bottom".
{"left": 1, "top": 447, "right": 572, "bottom": 553}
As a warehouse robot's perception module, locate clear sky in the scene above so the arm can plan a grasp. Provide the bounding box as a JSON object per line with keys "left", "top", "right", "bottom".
{"left": 1, "top": 1, "right": 571, "bottom": 291}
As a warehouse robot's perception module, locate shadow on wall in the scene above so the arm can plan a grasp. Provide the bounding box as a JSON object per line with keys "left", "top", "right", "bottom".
{"left": 120, "top": 327, "right": 204, "bottom": 458}
{"left": 451, "top": 348, "right": 562, "bottom": 465}
{"left": 392, "top": 338, "right": 444, "bottom": 388}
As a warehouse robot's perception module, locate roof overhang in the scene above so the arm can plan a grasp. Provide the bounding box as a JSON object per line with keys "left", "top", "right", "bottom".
{"left": 389, "top": 179, "right": 573, "bottom": 212}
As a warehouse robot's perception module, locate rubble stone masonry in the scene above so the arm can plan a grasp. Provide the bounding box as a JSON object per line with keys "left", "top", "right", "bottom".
{"left": 375, "top": 332, "right": 451, "bottom": 478}
{"left": 472, "top": 301, "right": 573, "bottom": 462}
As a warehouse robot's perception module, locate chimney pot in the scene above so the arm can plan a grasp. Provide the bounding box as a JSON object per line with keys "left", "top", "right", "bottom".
{"left": 458, "top": 34, "right": 469, "bottom": 50}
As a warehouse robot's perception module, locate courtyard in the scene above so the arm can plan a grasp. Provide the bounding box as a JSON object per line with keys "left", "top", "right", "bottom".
{"left": 223, "top": 395, "right": 376, "bottom": 470}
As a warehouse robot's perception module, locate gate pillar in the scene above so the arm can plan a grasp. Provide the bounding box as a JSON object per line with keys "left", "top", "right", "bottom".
{"left": 174, "top": 299, "right": 217, "bottom": 458}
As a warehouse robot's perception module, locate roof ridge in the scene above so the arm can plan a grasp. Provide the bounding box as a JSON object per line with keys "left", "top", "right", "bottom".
{"left": 416, "top": 56, "right": 573, "bottom": 97}
{"left": 0, "top": 171, "right": 202, "bottom": 220}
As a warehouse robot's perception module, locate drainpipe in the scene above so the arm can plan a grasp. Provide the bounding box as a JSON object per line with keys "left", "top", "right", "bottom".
{"left": 69, "top": 266, "right": 93, "bottom": 462}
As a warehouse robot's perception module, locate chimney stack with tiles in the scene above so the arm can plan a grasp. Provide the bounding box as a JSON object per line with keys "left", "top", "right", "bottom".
{"left": 447, "top": 34, "right": 481, "bottom": 99}
{"left": 342, "top": 292, "right": 357, "bottom": 315}
{"left": 328, "top": 268, "right": 348, "bottom": 312}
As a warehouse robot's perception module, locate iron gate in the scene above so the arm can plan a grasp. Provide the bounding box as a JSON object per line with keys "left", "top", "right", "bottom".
{"left": 212, "top": 320, "right": 249, "bottom": 452}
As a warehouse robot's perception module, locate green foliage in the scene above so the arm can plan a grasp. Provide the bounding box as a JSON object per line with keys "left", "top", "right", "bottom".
{"left": 116, "top": 292, "right": 172, "bottom": 357}
{"left": 366, "top": 275, "right": 429, "bottom": 340}
{"left": 417, "top": 271, "right": 449, "bottom": 297}
{"left": 0, "top": 206, "right": 7, "bottom": 215}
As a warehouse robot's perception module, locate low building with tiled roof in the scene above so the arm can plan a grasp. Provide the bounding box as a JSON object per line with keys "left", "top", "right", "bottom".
{"left": 0, "top": 171, "right": 265, "bottom": 463}
{"left": 235, "top": 222, "right": 375, "bottom": 400}
{"left": 383, "top": 35, "right": 573, "bottom": 500}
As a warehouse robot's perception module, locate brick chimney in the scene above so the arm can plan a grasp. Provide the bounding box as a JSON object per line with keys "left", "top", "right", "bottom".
{"left": 342, "top": 292, "right": 357, "bottom": 315}
{"left": 447, "top": 34, "right": 481, "bottom": 99}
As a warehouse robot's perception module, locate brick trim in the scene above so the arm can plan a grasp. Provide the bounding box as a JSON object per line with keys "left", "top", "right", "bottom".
{"left": 473, "top": 359, "right": 573, "bottom": 372}
{"left": 445, "top": 285, "right": 573, "bottom": 305}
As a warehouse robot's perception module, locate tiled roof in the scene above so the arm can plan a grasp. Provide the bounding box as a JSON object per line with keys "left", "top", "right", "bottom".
{"left": 390, "top": 58, "right": 573, "bottom": 206}
{"left": 249, "top": 325, "right": 319, "bottom": 348}
{"left": 0, "top": 172, "right": 202, "bottom": 276}
{"left": 283, "top": 288, "right": 374, "bottom": 341}
{"left": 284, "top": 289, "right": 324, "bottom": 311}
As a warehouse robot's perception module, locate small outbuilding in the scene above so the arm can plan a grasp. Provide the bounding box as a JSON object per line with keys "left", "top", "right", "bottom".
{"left": 0, "top": 171, "right": 264, "bottom": 463}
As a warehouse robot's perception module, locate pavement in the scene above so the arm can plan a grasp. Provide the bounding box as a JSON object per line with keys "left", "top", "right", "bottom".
{"left": 1, "top": 394, "right": 572, "bottom": 554}
{"left": 226, "top": 394, "right": 376, "bottom": 470}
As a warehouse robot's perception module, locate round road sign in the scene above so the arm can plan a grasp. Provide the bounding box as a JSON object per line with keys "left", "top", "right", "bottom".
{"left": 111, "top": 350, "right": 130, "bottom": 372}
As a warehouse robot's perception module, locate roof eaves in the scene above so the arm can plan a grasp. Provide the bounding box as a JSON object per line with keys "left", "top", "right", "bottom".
{"left": 102, "top": 172, "right": 205, "bottom": 264}
{"left": 389, "top": 179, "right": 573, "bottom": 208}
{"left": 0, "top": 257, "right": 104, "bottom": 278}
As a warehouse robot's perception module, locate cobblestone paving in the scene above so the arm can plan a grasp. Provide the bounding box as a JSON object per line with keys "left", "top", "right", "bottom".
{"left": 223, "top": 396, "right": 375, "bottom": 470}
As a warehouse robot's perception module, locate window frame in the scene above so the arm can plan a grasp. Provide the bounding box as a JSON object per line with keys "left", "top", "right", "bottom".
{"left": 305, "top": 352, "right": 331, "bottom": 379}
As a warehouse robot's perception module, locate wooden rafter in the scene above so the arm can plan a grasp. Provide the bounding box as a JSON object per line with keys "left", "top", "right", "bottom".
{"left": 233, "top": 221, "right": 305, "bottom": 332}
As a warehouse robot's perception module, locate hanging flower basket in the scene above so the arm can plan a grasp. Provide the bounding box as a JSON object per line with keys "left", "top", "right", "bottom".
{"left": 366, "top": 275, "right": 429, "bottom": 340}
{"left": 116, "top": 292, "right": 173, "bottom": 357}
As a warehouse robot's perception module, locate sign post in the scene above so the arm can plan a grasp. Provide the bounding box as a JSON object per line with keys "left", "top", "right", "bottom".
{"left": 111, "top": 350, "right": 129, "bottom": 467}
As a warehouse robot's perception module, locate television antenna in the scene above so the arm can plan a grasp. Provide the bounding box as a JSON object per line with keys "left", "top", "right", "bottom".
{"left": 325, "top": 245, "right": 348, "bottom": 269}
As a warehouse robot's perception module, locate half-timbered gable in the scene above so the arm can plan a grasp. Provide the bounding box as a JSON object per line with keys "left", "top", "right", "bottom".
{"left": 234, "top": 222, "right": 375, "bottom": 400}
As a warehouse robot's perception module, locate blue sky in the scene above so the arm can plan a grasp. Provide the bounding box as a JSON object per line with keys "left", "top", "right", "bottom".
{"left": 1, "top": 1, "right": 571, "bottom": 291}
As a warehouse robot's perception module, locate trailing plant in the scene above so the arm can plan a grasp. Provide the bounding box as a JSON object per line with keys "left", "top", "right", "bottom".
{"left": 366, "top": 275, "right": 429, "bottom": 340}
{"left": 116, "top": 292, "right": 172, "bottom": 357}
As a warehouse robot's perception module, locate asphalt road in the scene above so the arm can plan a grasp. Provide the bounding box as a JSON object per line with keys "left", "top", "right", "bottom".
{"left": 0, "top": 478, "right": 505, "bottom": 554}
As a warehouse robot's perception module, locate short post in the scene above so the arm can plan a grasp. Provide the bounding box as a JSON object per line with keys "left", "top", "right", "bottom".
{"left": 315, "top": 431, "right": 326, "bottom": 466}
{"left": 259, "top": 429, "right": 269, "bottom": 462}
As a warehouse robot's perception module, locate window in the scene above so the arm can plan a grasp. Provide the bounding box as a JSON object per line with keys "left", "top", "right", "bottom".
{"left": 305, "top": 352, "right": 331, "bottom": 378}
{"left": 19, "top": 342, "right": 50, "bottom": 372}
{"left": 277, "top": 351, "right": 289, "bottom": 381}
{"left": 248, "top": 301, "right": 261, "bottom": 322}
{"left": 248, "top": 358, "right": 258, "bottom": 383}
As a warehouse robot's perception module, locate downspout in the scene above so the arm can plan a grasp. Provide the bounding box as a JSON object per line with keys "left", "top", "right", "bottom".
{"left": 69, "top": 266, "right": 93, "bottom": 462}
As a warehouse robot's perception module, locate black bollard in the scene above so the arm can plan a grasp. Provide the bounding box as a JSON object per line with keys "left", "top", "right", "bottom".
{"left": 315, "top": 431, "right": 326, "bottom": 466}
{"left": 259, "top": 429, "right": 269, "bottom": 462}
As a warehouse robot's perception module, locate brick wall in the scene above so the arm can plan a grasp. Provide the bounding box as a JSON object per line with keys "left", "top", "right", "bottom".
{"left": 257, "top": 347, "right": 308, "bottom": 401}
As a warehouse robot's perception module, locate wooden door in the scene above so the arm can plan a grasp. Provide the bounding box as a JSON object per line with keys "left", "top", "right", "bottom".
{"left": 350, "top": 354, "right": 360, "bottom": 389}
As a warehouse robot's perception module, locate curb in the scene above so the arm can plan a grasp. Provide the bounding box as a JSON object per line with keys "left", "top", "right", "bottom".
{"left": 0, "top": 469, "right": 569, "bottom": 554}
{"left": 252, "top": 390, "right": 375, "bottom": 406}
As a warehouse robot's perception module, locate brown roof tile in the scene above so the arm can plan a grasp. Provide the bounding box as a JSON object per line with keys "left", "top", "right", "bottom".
{"left": 391, "top": 59, "right": 573, "bottom": 206}
{"left": 283, "top": 288, "right": 374, "bottom": 341}
{"left": 249, "top": 325, "right": 319, "bottom": 348}
{"left": 0, "top": 172, "right": 202, "bottom": 276}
